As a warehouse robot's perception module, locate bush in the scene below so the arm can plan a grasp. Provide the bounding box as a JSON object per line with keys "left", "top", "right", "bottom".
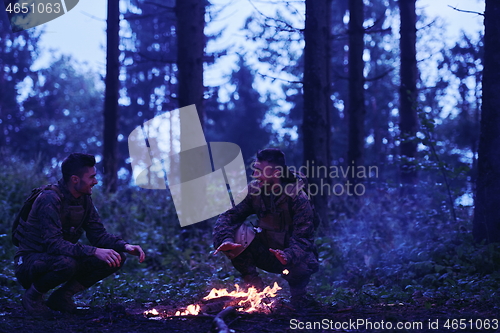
{"left": 1, "top": 157, "right": 499, "bottom": 309}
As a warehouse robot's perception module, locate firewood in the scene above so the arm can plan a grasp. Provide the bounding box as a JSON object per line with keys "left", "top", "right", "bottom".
{"left": 212, "top": 306, "right": 237, "bottom": 333}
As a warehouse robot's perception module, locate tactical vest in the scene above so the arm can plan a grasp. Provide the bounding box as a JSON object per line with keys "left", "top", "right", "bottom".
{"left": 250, "top": 179, "right": 305, "bottom": 250}
{"left": 13, "top": 185, "right": 91, "bottom": 251}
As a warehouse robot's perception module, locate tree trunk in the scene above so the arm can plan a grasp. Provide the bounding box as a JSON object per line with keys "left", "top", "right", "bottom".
{"left": 103, "top": 0, "right": 120, "bottom": 193}
{"left": 473, "top": 0, "right": 500, "bottom": 244}
{"left": 303, "top": 0, "right": 332, "bottom": 226}
{"left": 347, "top": 0, "right": 365, "bottom": 185}
{"left": 176, "top": 0, "right": 208, "bottom": 229}
{"left": 398, "top": 0, "right": 418, "bottom": 184}
{"left": 176, "top": 0, "right": 206, "bottom": 126}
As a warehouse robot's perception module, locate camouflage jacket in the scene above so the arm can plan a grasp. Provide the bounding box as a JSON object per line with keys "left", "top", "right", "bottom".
{"left": 15, "top": 179, "right": 128, "bottom": 258}
{"left": 213, "top": 179, "right": 316, "bottom": 266}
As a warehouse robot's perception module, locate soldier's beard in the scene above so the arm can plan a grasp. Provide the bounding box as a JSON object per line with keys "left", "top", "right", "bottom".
{"left": 75, "top": 180, "right": 93, "bottom": 195}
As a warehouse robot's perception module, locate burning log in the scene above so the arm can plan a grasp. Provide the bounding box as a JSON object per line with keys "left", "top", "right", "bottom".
{"left": 203, "top": 282, "right": 282, "bottom": 314}
{"left": 143, "top": 282, "right": 284, "bottom": 320}
{"left": 212, "top": 306, "right": 237, "bottom": 333}
{"left": 201, "top": 296, "right": 236, "bottom": 314}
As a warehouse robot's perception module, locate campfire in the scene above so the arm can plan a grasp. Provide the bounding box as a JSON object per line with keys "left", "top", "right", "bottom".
{"left": 143, "top": 282, "right": 283, "bottom": 318}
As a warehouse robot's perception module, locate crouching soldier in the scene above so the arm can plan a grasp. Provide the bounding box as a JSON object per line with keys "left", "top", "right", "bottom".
{"left": 213, "top": 148, "right": 319, "bottom": 307}
{"left": 13, "top": 153, "right": 145, "bottom": 316}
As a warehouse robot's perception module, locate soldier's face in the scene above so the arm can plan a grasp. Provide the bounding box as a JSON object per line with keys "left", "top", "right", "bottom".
{"left": 252, "top": 161, "right": 279, "bottom": 185}
{"left": 75, "top": 166, "right": 98, "bottom": 195}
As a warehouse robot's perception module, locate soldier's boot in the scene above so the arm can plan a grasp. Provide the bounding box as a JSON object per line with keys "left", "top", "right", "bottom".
{"left": 46, "top": 280, "right": 86, "bottom": 313}
{"left": 22, "top": 284, "right": 51, "bottom": 317}
{"left": 290, "top": 287, "right": 320, "bottom": 310}
{"left": 290, "top": 284, "right": 309, "bottom": 309}
{"left": 242, "top": 274, "right": 264, "bottom": 292}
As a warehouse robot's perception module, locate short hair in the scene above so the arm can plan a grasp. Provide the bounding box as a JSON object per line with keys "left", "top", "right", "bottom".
{"left": 62, "top": 153, "right": 96, "bottom": 182}
{"left": 256, "top": 148, "right": 297, "bottom": 182}
{"left": 256, "top": 148, "right": 286, "bottom": 168}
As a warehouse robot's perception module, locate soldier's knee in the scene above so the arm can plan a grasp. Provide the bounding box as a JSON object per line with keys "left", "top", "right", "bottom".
{"left": 284, "top": 256, "right": 318, "bottom": 280}
{"left": 53, "top": 256, "right": 78, "bottom": 276}
{"left": 107, "top": 252, "right": 126, "bottom": 273}
{"left": 118, "top": 252, "right": 126, "bottom": 266}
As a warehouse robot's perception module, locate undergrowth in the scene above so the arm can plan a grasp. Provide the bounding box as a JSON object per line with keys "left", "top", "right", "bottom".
{"left": 0, "top": 159, "right": 499, "bottom": 312}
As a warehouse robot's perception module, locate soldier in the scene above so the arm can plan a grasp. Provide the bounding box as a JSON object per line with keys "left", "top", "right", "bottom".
{"left": 13, "top": 153, "right": 146, "bottom": 316}
{"left": 213, "top": 148, "right": 319, "bottom": 307}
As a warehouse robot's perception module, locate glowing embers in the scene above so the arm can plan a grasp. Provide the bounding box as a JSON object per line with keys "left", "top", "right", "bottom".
{"left": 175, "top": 304, "right": 201, "bottom": 316}
{"left": 144, "top": 308, "right": 159, "bottom": 316}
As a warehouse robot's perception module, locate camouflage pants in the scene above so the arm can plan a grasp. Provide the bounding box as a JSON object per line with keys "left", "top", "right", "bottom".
{"left": 14, "top": 252, "right": 126, "bottom": 293}
{"left": 231, "top": 235, "right": 318, "bottom": 296}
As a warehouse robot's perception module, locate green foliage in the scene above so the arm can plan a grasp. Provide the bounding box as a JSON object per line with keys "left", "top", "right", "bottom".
{"left": 205, "top": 57, "right": 273, "bottom": 166}
{"left": 0, "top": 14, "right": 41, "bottom": 151}
{"left": 310, "top": 183, "right": 500, "bottom": 308}
{"left": 119, "top": 0, "right": 178, "bottom": 178}
{"left": 21, "top": 55, "right": 104, "bottom": 164}
{"left": 1, "top": 159, "right": 499, "bottom": 310}
{"left": 0, "top": 157, "right": 48, "bottom": 303}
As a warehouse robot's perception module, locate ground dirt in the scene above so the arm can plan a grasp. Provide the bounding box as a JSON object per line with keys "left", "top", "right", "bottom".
{"left": 0, "top": 298, "right": 498, "bottom": 333}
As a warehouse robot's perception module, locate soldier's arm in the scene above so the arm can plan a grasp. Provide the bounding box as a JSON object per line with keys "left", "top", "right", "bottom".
{"left": 213, "top": 183, "right": 257, "bottom": 249}
{"left": 36, "top": 192, "right": 96, "bottom": 257}
{"left": 83, "top": 198, "right": 128, "bottom": 252}
{"left": 283, "top": 191, "right": 315, "bottom": 266}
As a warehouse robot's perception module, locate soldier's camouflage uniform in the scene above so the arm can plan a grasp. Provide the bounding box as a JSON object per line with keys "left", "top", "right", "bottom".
{"left": 213, "top": 179, "right": 319, "bottom": 297}
{"left": 14, "top": 179, "right": 128, "bottom": 294}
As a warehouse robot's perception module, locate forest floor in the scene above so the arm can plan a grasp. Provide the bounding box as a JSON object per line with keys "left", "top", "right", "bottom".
{"left": 0, "top": 298, "right": 498, "bottom": 333}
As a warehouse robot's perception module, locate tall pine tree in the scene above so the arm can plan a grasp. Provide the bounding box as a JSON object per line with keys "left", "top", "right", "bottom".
{"left": 473, "top": 0, "right": 500, "bottom": 243}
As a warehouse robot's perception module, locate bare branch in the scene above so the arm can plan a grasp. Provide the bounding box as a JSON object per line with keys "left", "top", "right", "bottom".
{"left": 257, "top": 72, "right": 302, "bottom": 84}
{"left": 212, "top": 306, "right": 237, "bottom": 333}
{"left": 80, "top": 11, "right": 105, "bottom": 22}
{"left": 332, "top": 69, "right": 349, "bottom": 81}
{"left": 123, "top": 11, "right": 175, "bottom": 21}
{"left": 207, "top": 0, "right": 241, "bottom": 24}
{"left": 247, "top": 0, "right": 302, "bottom": 33}
{"left": 136, "top": 52, "right": 176, "bottom": 64}
{"left": 448, "top": 5, "right": 484, "bottom": 16}
{"left": 364, "top": 27, "right": 392, "bottom": 35}
{"left": 365, "top": 68, "right": 394, "bottom": 81}
{"left": 143, "top": 0, "right": 175, "bottom": 10}
{"left": 417, "top": 19, "right": 437, "bottom": 31}
{"left": 333, "top": 68, "right": 394, "bottom": 82}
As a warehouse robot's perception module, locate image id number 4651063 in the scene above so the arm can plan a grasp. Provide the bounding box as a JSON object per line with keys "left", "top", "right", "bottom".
{"left": 443, "top": 319, "right": 498, "bottom": 330}
{"left": 5, "top": 2, "right": 62, "bottom": 14}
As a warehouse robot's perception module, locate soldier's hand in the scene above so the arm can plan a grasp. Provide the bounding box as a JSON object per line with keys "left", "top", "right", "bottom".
{"left": 269, "top": 248, "right": 288, "bottom": 265}
{"left": 95, "top": 248, "right": 122, "bottom": 267}
{"left": 125, "top": 244, "right": 146, "bottom": 263}
{"left": 214, "top": 241, "right": 242, "bottom": 255}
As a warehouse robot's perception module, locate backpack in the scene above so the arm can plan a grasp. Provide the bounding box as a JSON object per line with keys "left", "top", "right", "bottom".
{"left": 11, "top": 185, "right": 63, "bottom": 247}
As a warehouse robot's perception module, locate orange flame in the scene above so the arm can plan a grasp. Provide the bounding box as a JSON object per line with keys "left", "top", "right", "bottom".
{"left": 144, "top": 282, "right": 283, "bottom": 318}
{"left": 144, "top": 308, "right": 159, "bottom": 316}
{"left": 161, "top": 282, "right": 282, "bottom": 317}
{"left": 175, "top": 304, "right": 201, "bottom": 316}
{"left": 203, "top": 282, "right": 282, "bottom": 313}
